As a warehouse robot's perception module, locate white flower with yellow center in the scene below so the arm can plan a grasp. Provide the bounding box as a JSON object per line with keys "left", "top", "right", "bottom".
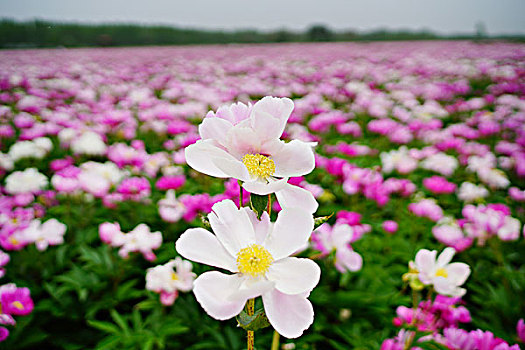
{"left": 184, "top": 97, "right": 318, "bottom": 213}
{"left": 175, "top": 199, "right": 320, "bottom": 339}
{"left": 413, "top": 247, "right": 470, "bottom": 297}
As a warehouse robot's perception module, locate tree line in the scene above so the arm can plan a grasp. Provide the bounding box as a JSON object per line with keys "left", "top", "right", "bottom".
{"left": 0, "top": 19, "right": 523, "bottom": 48}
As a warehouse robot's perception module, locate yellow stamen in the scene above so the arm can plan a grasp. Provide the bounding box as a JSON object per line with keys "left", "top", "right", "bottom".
{"left": 9, "top": 237, "right": 19, "bottom": 245}
{"left": 171, "top": 272, "right": 179, "bottom": 281}
{"left": 435, "top": 268, "right": 448, "bottom": 278}
{"left": 12, "top": 301, "right": 24, "bottom": 310}
{"left": 236, "top": 244, "right": 274, "bottom": 278}
{"left": 242, "top": 154, "right": 276, "bottom": 178}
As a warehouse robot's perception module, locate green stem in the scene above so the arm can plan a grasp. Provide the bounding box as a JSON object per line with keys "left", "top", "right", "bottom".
{"left": 271, "top": 330, "right": 280, "bottom": 350}
{"left": 267, "top": 194, "right": 272, "bottom": 216}
{"left": 239, "top": 180, "right": 243, "bottom": 208}
{"left": 246, "top": 298, "right": 254, "bottom": 350}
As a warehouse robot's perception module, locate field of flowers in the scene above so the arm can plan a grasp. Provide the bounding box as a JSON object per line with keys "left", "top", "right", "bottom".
{"left": 0, "top": 41, "right": 524, "bottom": 349}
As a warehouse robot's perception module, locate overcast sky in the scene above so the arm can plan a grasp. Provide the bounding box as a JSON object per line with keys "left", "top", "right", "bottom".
{"left": 1, "top": 0, "right": 524, "bottom": 35}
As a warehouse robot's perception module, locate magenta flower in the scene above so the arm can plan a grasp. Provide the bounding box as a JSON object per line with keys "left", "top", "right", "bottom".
{"left": 0, "top": 284, "right": 34, "bottom": 316}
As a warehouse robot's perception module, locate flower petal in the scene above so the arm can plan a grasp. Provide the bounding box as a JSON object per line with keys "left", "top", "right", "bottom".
{"left": 267, "top": 257, "right": 321, "bottom": 295}
{"left": 414, "top": 249, "right": 437, "bottom": 285}
{"left": 199, "top": 117, "right": 233, "bottom": 146}
{"left": 208, "top": 200, "right": 256, "bottom": 256}
{"left": 275, "top": 184, "right": 319, "bottom": 214}
{"left": 262, "top": 289, "right": 314, "bottom": 339}
{"left": 251, "top": 97, "right": 294, "bottom": 140}
{"left": 225, "top": 126, "right": 262, "bottom": 159}
{"left": 436, "top": 247, "right": 456, "bottom": 268}
{"left": 335, "top": 248, "right": 363, "bottom": 272}
{"left": 229, "top": 278, "right": 275, "bottom": 301}
{"left": 242, "top": 177, "right": 288, "bottom": 195}
{"left": 243, "top": 209, "right": 271, "bottom": 244}
{"left": 445, "top": 262, "right": 470, "bottom": 285}
{"left": 193, "top": 271, "right": 246, "bottom": 320}
{"left": 264, "top": 208, "right": 314, "bottom": 261}
{"left": 272, "top": 140, "right": 316, "bottom": 178}
{"left": 185, "top": 140, "right": 240, "bottom": 178}
{"left": 175, "top": 228, "right": 237, "bottom": 272}
{"left": 211, "top": 156, "right": 251, "bottom": 182}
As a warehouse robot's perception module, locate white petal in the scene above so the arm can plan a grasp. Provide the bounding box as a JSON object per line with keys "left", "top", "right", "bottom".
{"left": 445, "top": 262, "right": 470, "bottom": 285}
{"left": 199, "top": 117, "right": 233, "bottom": 146}
{"left": 272, "top": 140, "right": 316, "bottom": 177}
{"left": 275, "top": 184, "right": 319, "bottom": 214}
{"left": 267, "top": 257, "right": 321, "bottom": 295}
{"left": 211, "top": 156, "right": 251, "bottom": 182}
{"left": 193, "top": 271, "right": 246, "bottom": 320}
{"left": 414, "top": 249, "right": 437, "bottom": 284}
{"left": 251, "top": 97, "right": 294, "bottom": 140}
{"left": 264, "top": 208, "right": 314, "bottom": 261}
{"left": 185, "top": 140, "right": 240, "bottom": 178}
{"left": 262, "top": 289, "right": 314, "bottom": 339}
{"left": 225, "top": 126, "right": 262, "bottom": 159}
{"left": 436, "top": 247, "right": 456, "bottom": 268}
{"left": 243, "top": 209, "right": 271, "bottom": 244}
{"left": 208, "top": 200, "right": 256, "bottom": 256}
{"left": 242, "top": 177, "right": 288, "bottom": 195}
{"left": 175, "top": 228, "right": 238, "bottom": 272}
{"left": 229, "top": 278, "right": 275, "bottom": 301}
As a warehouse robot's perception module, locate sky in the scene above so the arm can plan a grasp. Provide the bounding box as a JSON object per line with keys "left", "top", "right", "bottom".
{"left": 1, "top": 0, "right": 525, "bottom": 35}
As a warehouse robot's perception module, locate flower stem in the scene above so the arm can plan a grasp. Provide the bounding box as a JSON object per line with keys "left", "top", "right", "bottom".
{"left": 246, "top": 298, "right": 255, "bottom": 350}
{"left": 238, "top": 180, "right": 243, "bottom": 208}
{"left": 271, "top": 330, "right": 280, "bottom": 350}
{"left": 267, "top": 194, "right": 272, "bottom": 215}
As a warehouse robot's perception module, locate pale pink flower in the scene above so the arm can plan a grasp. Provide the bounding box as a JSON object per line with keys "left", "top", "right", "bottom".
{"left": 185, "top": 97, "right": 318, "bottom": 213}
{"left": 145, "top": 257, "right": 196, "bottom": 305}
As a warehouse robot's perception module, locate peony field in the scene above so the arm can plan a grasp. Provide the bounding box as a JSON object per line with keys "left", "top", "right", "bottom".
{"left": 0, "top": 41, "right": 524, "bottom": 349}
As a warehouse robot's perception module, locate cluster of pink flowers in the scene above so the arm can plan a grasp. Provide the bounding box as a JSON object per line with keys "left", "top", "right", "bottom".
{"left": 99, "top": 222, "right": 162, "bottom": 261}
{"left": 433, "top": 203, "right": 522, "bottom": 251}
{"left": 0, "top": 283, "right": 34, "bottom": 342}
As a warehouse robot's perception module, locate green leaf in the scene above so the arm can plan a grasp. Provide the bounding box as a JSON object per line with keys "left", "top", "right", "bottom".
{"left": 110, "top": 309, "right": 129, "bottom": 333}
{"left": 314, "top": 213, "right": 333, "bottom": 229}
{"left": 250, "top": 194, "right": 268, "bottom": 219}
{"left": 200, "top": 214, "right": 211, "bottom": 229}
{"left": 87, "top": 320, "right": 120, "bottom": 334}
{"left": 236, "top": 308, "right": 271, "bottom": 332}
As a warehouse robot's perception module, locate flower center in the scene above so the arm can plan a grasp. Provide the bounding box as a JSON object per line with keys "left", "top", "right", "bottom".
{"left": 435, "top": 268, "right": 448, "bottom": 278}
{"left": 12, "top": 301, "right": 24, "bottom": 310}
{"left": 242, "top": 154, "right": 275, "bottom": 178}
{"left": 171, "top": 272, "right": 179, "bottom": 281}
{"left": 236, "top": 244, "right": 274, "bottom": 277}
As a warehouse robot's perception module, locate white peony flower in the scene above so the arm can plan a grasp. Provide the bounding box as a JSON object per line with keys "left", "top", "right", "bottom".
{"left": 0, "top": 153, "right": 14, "bottom": 171}
{"left": 71, "top": 131, "right": 107, "bottom": 155}
{"left": 380, "top": 146, "right": 418, "bottom": 174}
{"left": 414, "top": 247, "right": 470, "bottom": 297}
{"left": 457, "top": 182, "right": 489, "bottom": 202}
{"left": 5, "top": 168, "right": 48, "bottom": 194}
{"left": 8, "top": 140, "right": 47, "bottom": 161}
{"left": 175, "top": 199, "right": 320, "bottom": 338}
{"left": 420, "top": 153, "right": 458, "bottom": 177}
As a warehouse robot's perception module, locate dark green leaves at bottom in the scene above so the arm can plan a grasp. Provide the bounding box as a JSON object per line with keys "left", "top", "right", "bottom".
{"left": 236, "top": 308, "right": 271, "bottom": 332}
{"left": 250, "top": 194, "right": 269, "bottom": 219}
